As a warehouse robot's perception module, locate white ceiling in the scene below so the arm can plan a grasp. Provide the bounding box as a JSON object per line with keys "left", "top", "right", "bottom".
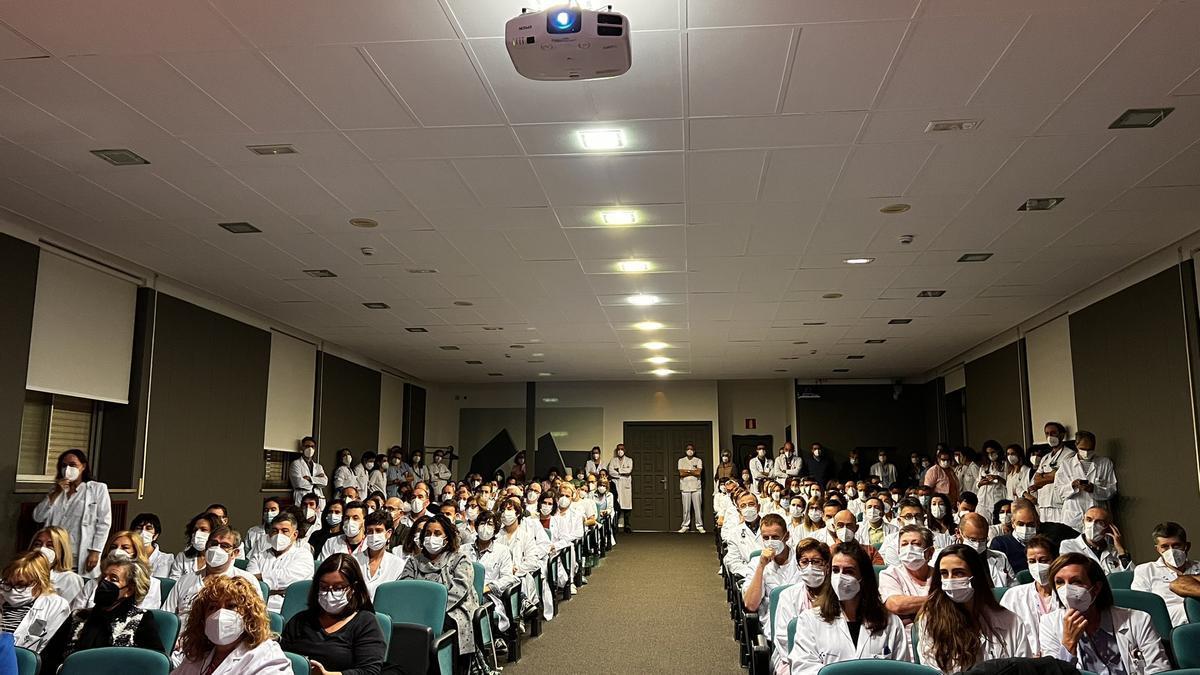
{"left": 1, "top": 0, "right": 1199, "bottom": 382}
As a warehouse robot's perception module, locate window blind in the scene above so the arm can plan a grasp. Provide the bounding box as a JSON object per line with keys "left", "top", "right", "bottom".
{"left": 263, "top": 331, "right": 317, "bottom": 452}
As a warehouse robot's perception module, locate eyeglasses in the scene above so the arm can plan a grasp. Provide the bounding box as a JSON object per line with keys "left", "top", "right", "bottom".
{"left": 797, "top": 559, "right": 826, "bottom": 569}
{"left": 208, "top": 542, "right": 236, "bottom": 552}
{"left": 318, "top": 584, "right": 351, "bottom": 594}
{"left": 0, "top": 583, "right": 30, "bottom": 592}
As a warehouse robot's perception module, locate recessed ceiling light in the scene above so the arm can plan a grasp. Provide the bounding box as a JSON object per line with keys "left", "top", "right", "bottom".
{"left": 439, "top": 345, "right": 460, "bottom": 351}
{"left": 651, "top": 368, "right": 673, "bottom": 376}
{"left": 847, "top": 355, "right": 865, "bottom": 360}
{"left": 879, "top": 203, "right": 911, "bottom": 214}
{"left": 792, "top": 341, "right": 808, "bottom": 345}
{"left": 803, "top": 321, "right": 826, "bottom": 326}
{"left": 634, "top": 321, "right": 663, "bottom": 331}
{"left": 832, "top": 368, "right": 850, "bottom": 373}
{"left": 509, "top": 344, "right": 525, "bottom": 349}
{"left": 642, "top": 341, "right": 668, "bottom": 350}
{"left": 616, "top": 260, "right": 652, "bottom": 273}
{"left": 957, "top": 253, "right": 993, "bottom": 263}
{"left": 532, "top": 352, "right": 544, "bottom": 357}
{"left": 601, "top": 210, "right": 637, "bottom": 226}
{"left": 924, "top": 119, "right": 982, "bottom": 133}
{"left": 888, "top": 318, "right": 912, "bottom": 325}
{"left": 1109, "top": 107, "right": 1174, "bottom": 129}
{"left": 466, "top": 360, "right": 483, "bottom": 364}
{"left": 843, "top": 257, "right": 875, "bottom": 265}
{"left": 917, "top": 290, "right": 946, "bottom": 298}
{"left": 362, "top": 302, "right": 390, "bottom": 309}
{"left": 218, "top": 221, "right": 261, "bottom": 234}
{"left": 482, "top": 326, "right": 504, "bottom": 331}
{"left": 407, "top": 268, "right": 438, "bottom": 274}
{"left": 488, "top": 373, "right": 503, "bottom": 377}
{"left": 1018, "top": 197, "right": 1064, "bottom": 212}
{"left": 538, "top": 372, "right": 553, "bottom": 376}
{"left": 773, "top": 369, "right": 787, "bottom": 373}
{"left": 822, "top": 293, "right": 843, "bottom": 299}
{"left": 780, "top": 357, "right": 799, "bottom": 360}
{"left": 541, "top": 397, "right": 559, "bottom": 403}
{"left": 303, "top": 269, "right": 337, "bottom": 278}
{"left": 90, "top": 148, "right": 149, "bottom": 166}
{"left": 627, "top": 294, "right": 659, "bottom": 306}
{"left": 405, "top": 327, "right": 428, "bottom": 333}
{"left": 246, "top": 144, "right": 297, "bottom": 156}
{"left": 865, "top": 339, "right": 887, "bottom": 344}
{"left": 578, "top": 129, "right": 624, "bottom": 150}
{"left": 349, "top": 217, "right": 378, "bottom": 228}
{"left": 453, "top": 300, "right": 474, "bottom": 306}
{"left": 528, "top": 359, "right": 544, "bottom": 363}
{"left": 647, "top": 356, "right": 671, "bottom": 365}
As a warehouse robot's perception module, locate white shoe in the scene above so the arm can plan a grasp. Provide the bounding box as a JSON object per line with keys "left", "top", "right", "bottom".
{"left": 697, "top": 527, "right": 706, "bottom": 534}
{"left": 678, "top": 527, "right": 689, "bottom": 533}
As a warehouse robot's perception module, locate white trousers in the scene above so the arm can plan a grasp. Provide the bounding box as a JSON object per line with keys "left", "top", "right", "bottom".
{"left": 681, "top": 490, "right": 703, "bottom": 529}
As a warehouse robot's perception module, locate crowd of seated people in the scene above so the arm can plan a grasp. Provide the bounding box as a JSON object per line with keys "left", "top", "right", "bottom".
{"left": 8, "top": 444, "right": 617, "bottom": 674}
{"left": 717, "top": 426, "right": 1200, "bottom": 675}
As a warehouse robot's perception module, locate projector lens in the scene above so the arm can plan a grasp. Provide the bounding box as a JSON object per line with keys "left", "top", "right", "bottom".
{"left": 546, "top": 7, "right": 581, "bottom": 33}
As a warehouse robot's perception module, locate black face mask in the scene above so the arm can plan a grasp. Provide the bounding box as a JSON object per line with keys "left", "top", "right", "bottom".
{"left": 94, "top": 579, "right": 122, "bottom": 608}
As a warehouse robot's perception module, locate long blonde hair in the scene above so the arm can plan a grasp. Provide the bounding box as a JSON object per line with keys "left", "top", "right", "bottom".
{"left": 178, "top": 576, "right": 271, "bottom": 662}
{"left": 30, "top": 527, "right": 74, "bottom": 573}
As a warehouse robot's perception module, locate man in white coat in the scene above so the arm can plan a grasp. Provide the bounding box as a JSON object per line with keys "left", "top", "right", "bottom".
{"left": 771, "top": 442, "right": 803, "bottom": 483}
{"left": 959, "top": 513, "right": 1017, "bottom": 588}
{"left": 740, "top": 513, "right": 801, "bottom": 640}
{"left": 1029, "top": 421, "right": 1072, "bottom": 524}
{"left": 722, "top": 493, "right": 765, "bottom": 579}
{"left": 607, "top": 444, "right": 633, "bottom": 533}
{"left": 678, "top": 444, "right": 704, "bottom": 534}
{"left": 1059, "top": 506, "right": 1132, "bottom": 574}
{"left": 748, "top": 445, "right": 772, "bottom": 492}
{"left": 1132, "top": 521, "right": 1200, "bottom": 628}
{"left": 1052, "top": 431, "right": 1117, "bottom": 531}
{"left": 870, "top": 450, "right": 898, "bottom": 488}
{"left": 289, "top": 436, "right": 328, "bottom": 507}
{"left": 246, "top": 513, "right": 314, "bottom": 613}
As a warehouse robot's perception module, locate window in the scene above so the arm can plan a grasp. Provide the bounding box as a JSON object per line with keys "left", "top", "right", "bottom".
{"left": 262, "top": 449, "right": 298, "bottom": 491}
{"left": 18, "top": 391, "right": 100, "bottom": 483}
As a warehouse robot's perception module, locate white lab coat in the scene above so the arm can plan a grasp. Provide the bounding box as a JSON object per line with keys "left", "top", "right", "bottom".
{"left": 1059, "top": 535, "right": 1131, "bottom": 574}
{"left": 32, "top": 481, "right": 112, "bottom": 576}
{"left": 321, "top": 534, "right": 368, "bottom": 560}
{"left": 1033, "top": 447, "right": 1072, "bottom": 523}
{"left": 163, "top": 566, "right": 264, "bottom": 627}
{"left": 171, "top": 638, "right": 293, "bottom": 675}
{"left": 289, "top": 457, "right": 328, "bottom": 504}
{"left": 429, "top": 462, "right": 452, "bottom": 494}
{"left": 367, "top": 468, "right": 387, "bottom": 496}
{"left": 789, "top": 607, "right": 911, "bottom": 675}
{"left": 771, "top": 454, "right": 802, "bottom": 481}
{"left": 244, "top": 525, "right": 268, "bottom": 561}
{"left": 471, "top": 541, "right": 519, "bottom": 631}
{"left": 770, "top": 583, "right": 820, "bottom": 672}
{"left": 584, "top": 459, "right": 604, "bottom": 477}
{"left": 503, "top": 519, "right": 554, "bottom": 621}
{"left": 1040, "top": 606, "right": 1172, "bottom": 675}
{"left": 332, "top": 464, "right": 356, "bottom": 496}
{"left": 981, "top": 548, "right": 1018, "bottom": 588}
{"left": 168, "top": 550, "right": 205, "bottom": 581}
{"left": 353, "top": 463, "right": 370, "bottom": 496}
{"left": 74, "top": 575, "right": 162, "bottom": 611}
{"left": 1132, "top": 558, "right": 1200, "bottom": 627}
{"left": 740, "top": 546, "right": 803, "bottom": 638}
{"left": 749, "top": 456, "right": 773, "bottom": 486}
{"left": 49, "top": 569, "right": 85, "bottom": 606}
{"left": 353, "top": 550, "right": 406, "bottom": 600}
{"left": 1000, "top": 582, "right": 1057, "bottom": 655}
{"left": 147, "top": 546, "right": 173, "bottom": 579}
{"left": 8, "top": 593, "right": 70, "bottom": 653}
{"left": 870, "top": 461, "right": 898, "bottom": 488}
{"left": 247, "top": 544, "right": 315, "bottom": 613}
{"left": 916, "top": 605, "right": 1032, "bottom": 673}
{"left": 1052, "top": 455, "right": 1117, "bottom": 530}
{"left": 975, "top": 462, "right": 1008, "bottom": 521}
{"left": 607, "top": 456, "right": 633, "bottom": 507}
{"left": 722, "top": 520, "right": 765, "bottom": 579}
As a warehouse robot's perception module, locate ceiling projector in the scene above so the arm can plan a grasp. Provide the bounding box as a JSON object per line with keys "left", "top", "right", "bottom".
{"left": 505, "top": 3, "right": 631, "bottom": 81}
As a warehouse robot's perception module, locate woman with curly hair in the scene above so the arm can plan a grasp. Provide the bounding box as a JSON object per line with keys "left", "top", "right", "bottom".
{"left": 172, "top": 575, "right": 291, "bottom": 674}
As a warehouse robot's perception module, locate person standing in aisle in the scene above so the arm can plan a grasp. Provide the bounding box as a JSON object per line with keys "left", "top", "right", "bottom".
{"left": 32, "top": 450, "right": 112, "bottom": 577}
{"left": 678, "top": 443, "right": 705, "bottom": 534}
{"left": 608, "top": 444, "right": 634, "bottom": 533}
{"left": 585, "top": 447, "right": 605, "bottom": 477}
{"left": 289, "top": 437, "right": 328, "bottom": 508}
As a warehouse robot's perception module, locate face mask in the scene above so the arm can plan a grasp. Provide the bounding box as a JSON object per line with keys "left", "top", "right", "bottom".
{"left": 1007, "top": 454, "right": 1020, "bottom": 465}
{"left": 110, "top": 548, "right": 132, "bottom": 561}
{"left": 93, "top": 579, "right": 120, "bottom": 608}
{"left": 865, "top": 507, "right": 882, "bottom": 524}
{"left": 836, "top": 526, "right": 854, "bottom": 542}
{"left": 558, "top": 496, "right": 572, "bottom": 510}
{"left": 391, "top": 458, "right": 401, "bottom": 466}
{"left": 1077, "top": 450, "right": 1092, "bottom": 461}
{"left": 456, "top": 499, "right": 467, "bottom": 511}
{"left": 900, "top": 545, "right": 928, "bottom": 570}
{"left": 1058, "top": 583, "right": 1094, "bottom": 612}
{"left": 539, "top": 504, "right": 554, "bottom": 516}
{"left": 807, "top": 509, "right": 822, "bottom": 522}
{"left": 812, "top": 449, "right": 822, "bottom": 459}
{"left": 63, "top": 465, "right": 81, "bottom": 482}
{"left": 617, "top": 450, "right": 625, "bottom": 457}
{"left": 424, "top": 535, "right": 446, "bottom": 555}
{"left": 303, "top": 447, "right": 316, "bottom": 459}
{"left": 272, "top": 533, "right": 292, "bottom": 552}
{"left": 192, "top": 531, "right": 210, "bottom": 551}
{"left": 846, "top": 488, "right": 857, "bottom": 499}
{"left": 761, "top": 540, "right": 782, "bottom": 558}
{"left": 411, "top": 498, "right": 425, "bottom": 513}
{"left": 501, "top": 511, "right": 518, "bottom": 526}
{"left": 938, "top": 460, "right": 950, "bottom": 469}
{"left": 1013, "top": 525, "right": 1036, "bottom": 544}
{"left": 1028, "top": 562, "right": 1051, "bottom": 586}
{"left": 1162, "top": 548, "right": 1187, "bottom": 568}
{"left": 477, "top": 525, "right": 495, "bottom": 542}
{"left": 1085, "top": 521, "right": 1106, "bottom": 544}
{"left": 930, "top": 505, "right": 946, "bottom": 519}
{"left": 365, "top": 462, "right": 375, "bottom": 471}
{"left": 264, "top": 509, "right": 279, "bottom": 523}
{"left": 757, "top": 449, "right": 765, "bottom": 457}
{"left": 987, "top": 452, "right": 998, "bottom": 461}
{"left": 740, "top": 506, "right": 759, "bottom": 521}
{"left": 902, "top": 516, "right": 921, "bottom": 527}
{"left": 1000, "top": 512, "right": 1012, "bottom": 525}
{"left": 771, "top": 491, "right": 782, "bottom": 503}
{"left": 943, "top": 577, "right": 974, "bottom": 603}
{"left": 850, "top": 457, "right": 858, "bottom": 465}
{"left": 1, "top": 585, "right": 33, "bottom": 607}
{"left": 319, "top": 589, "right": 350, "bottom": 615}
{"left": 919, "top": 496, "right": 931, "bottom": 509}
{"left": 341, "top": 456, "right": 352, "bottom": 466}
{"left": 466, "top": 506, "right": 480, "bottom": 519}
{"left": 686, "top": 449, "right": 694, "bottom": 457}
{"left": 789, "top": 506, "right": 804, "bottom": 519}
{"left": 366, "top": 532, "right": 388, "bottom": 551}
{"left": 798, "top": 565, "right": 826, "bottom": 589}
{"left": 831, "top": 572, "right": 860, "bottom": 601}
{"left": 963, "top": 538, "right": 987, "bottom": 554}
{"left": 305, "top": 507, "right": 317, "bottom": 521}
{"left": 878, "top": 457, "right": 887, "bottom": 464}
{"left": 205, "top": 608, "right": 245, "bottom": 646}
{"left": 1047, "top": 436, "right": 1061, "bottom": 448}
{"left": 39, "top": 546, "right": 56, "bottom": 565}
{"left": 598, "top": 486, "right": 607, "bottom": 494}
{"left": 327, "top": 513, "right": 343, "bottom": 526}
{"left": 471, "top": 480, "right": 481, "bottom": 489}
{"left": 205, "top": 546, "right": 231, "bottom": 568}
{"left": 742, "top": 474, "right": 751, "bottom": 482}
{"left": 722, "top": 455, "right": 731, "bottom": 462}
{"left": 921, "top": 461, "right": 930, "bottom": 469}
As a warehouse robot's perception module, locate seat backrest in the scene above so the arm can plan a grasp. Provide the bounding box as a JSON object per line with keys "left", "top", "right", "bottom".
{"left": 62, "top": 647, "right": 170, "bottom": 675}
{"left": 1173, "top": 622, "right": 1200, "bottom": 668}
{"left": 910, "top": 622, "right": 920, "bottom": 664}
{"left": 1112, "top": 590, "right": 1173, "bottom": 641}
{"left": 750, "top": 549, "right": 761, "bottom": 559}
{"left": 374, "top": 580, "right": 449, "bottom": 632}
{"left": 14, "top": 646, "right": 38, "bottom": 675}
{"left": 1107, "top": 570, "right": 1134, "bottom": 590}
{"left": 284, "top": 651, "right": 310, "bottom": 675}
{"left": 281, "top": 580, "right": 313, "bottom": 623}
{"left": 872, "top": 565, "right": 886, "bottom": 576}
{"left": 258, "top": 580, "right": 270, "bottom": 602}
{"left": 769, "top": 584, "right": 792, "bottom": 638}
{"left": 472, "top": 561, "right": 485, "bottom": 600}
{"left": 147, "top": 609, "right": 179, "bottom": 657}
{"left": 154, "top": 577, "right": 175, "bottom": 600}
{"left": 1187, "top": 597, "right": 1200, "bottom": 624}
{"left": 375, "top": 612, "right": 393, "bottom": 652}
{"left": 787, "top": 617, "right": 798, "bottom": 652}
{"left": 233, "top": 558, "right": 249, "bottom": 571}
{"left": 992, "top": 587, "right": 1008, "bottom": 601}
{"left": 818, "top": 660, "right": 937, "bottom": 674}
{"left": 1016, "top": 569, "right": 1033, "bottom": 585}
{"left": 268, "top": 611, "right": 284, "bottom": 635}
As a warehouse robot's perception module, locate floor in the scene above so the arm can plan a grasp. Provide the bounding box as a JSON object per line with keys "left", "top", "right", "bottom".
{"left": 500, "top": 531, "right": 742, "bottom": 674}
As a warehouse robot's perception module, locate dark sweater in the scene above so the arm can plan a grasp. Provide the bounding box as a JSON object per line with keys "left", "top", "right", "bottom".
{"left": 990, "top": 522, "right": 1080, "bottom": 572}
{"left": 41, "top": 599, "right": 162, "bottom": 673}
{"left": 280, "top": 608, "right": 386, "bottom": 675}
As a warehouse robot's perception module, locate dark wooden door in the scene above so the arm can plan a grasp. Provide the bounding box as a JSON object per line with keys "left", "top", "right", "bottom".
{"left": 623, "top": 422, "right": 713, "bottom": 531}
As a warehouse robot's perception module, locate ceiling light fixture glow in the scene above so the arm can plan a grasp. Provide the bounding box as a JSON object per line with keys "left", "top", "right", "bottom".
{"left": 647, "top": 356, "right": 670, "bottom": 364}
{"left": 651, "top": 368, "right": 673, "bottom": 376}
{"left": 627, "top": 293, "right": 659, "bottom": 306}
{"left": 616, "top": 260, "right": 652, "bottom": 273}
{"left": 843, "top": 257, "right": 875, "bottom": 265}
{"left": 578, "top": 129, "right": 624, "bottom": 150}
{"left": 601, "top": 210, "right": 637, "bottom": 225}
{"left": 879, "top": 203, "right": 911, "bottom": 214}
{"left": 634, "top": 321, "right": 663, "bottom": 331}
{"left": 641, "top": 341, "right": 668, "bottom": 350}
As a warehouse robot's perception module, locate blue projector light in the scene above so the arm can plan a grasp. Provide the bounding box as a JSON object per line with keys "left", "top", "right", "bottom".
{"left": 546, "top": 7, "right": 581, "bottom": 33}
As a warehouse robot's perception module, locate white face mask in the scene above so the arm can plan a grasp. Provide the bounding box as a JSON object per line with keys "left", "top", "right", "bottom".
{"left": 900, "top": 545, "right": 928, "bottom": 570}
{"left": 264, "top": 509, "right": 279, "bottom": 523}
{"left": 304, "top": 507, "right": 317, "bottom": 521}
{"left": 192, "top": 531, "right": 210, "bottom": 552}
{"left": 789, "top": 505, "right": 804, "bottom": 520}
{"left": 205, "top": 546, "right": 230, "bottom": 568}
{"left": 963, "top": 538, "right": 987, "bottom": 554}
{"left": 341, "top": 455, "right": 352, "bottom": 466}
{"left": 539, "top": 503, "right": 554, "bottom": 516}
{"left": 685, "top": 450, "right": 694, "bottom": 457}
{"left": 1046, "top": 435, "right": 1061, "bottom": 448}
{"left": 831, "top": 572, "right": 860, "bottom": 601}
{"left": 39, "top": 546, "right": 56, "bottom": 566}
{"left": 303, "top": 446, "right": 316, "bottom": 459}
{"left": 272, "top": 533, "right": 292, "bottom": 552}
{"left": 1, "top": 585, "right": 33, "bottom": 607}
{"left": 110, "top": 548, "right": 132, "bottom": 561}
{"left": 1057, "top": 583, "right": 1094, "bottom": 612}
{"left": 1077, "top": 450, "right": 1092, "bottom": 461}
{"left": 1000, "top": 512, "right": 1012, "bottom": 525}
{"left": 365, "top": 532, "right": 388, "bottom": 551}
{"left": 771, "top": 491, "right": 782, "bottom": 503}
{"left": 761, "top": 540, "right": 782, "bottom": 558}
{"left": 477, "top": 525, "right": 495, "bottom": 542}
{"left": 942, "top": 577, "right": 974, "bottom": 603}
{"left": 1028, "top": 562, "right": 1051, "bottom": 586}
{"left": 411, "top": 498, "right": 425, "bottom": 513}
{"left": 1013, "top": 525, "right": 1036, "bottom": 544}
{"left": 598, "top": 486, "right": 607, "bottom": 494}
{"left": 319, "top": 589, "right": 350, "bottom": 615}
{"left": 865, "top": 507, "right": 882, "bottom": 524}
{"left": 205, "top": 608, "right": 245, "bottom": 646}
{"left": 327, "top": 513, "right": 343, "bottom": 526}
{"left": 740, "top": 506, "right": 759, "bottom": 522}
{"left": 63, "top": 465, "right": 81, "bottom": 482}
{"left": 365, "top": 462, "right": 375, "bottom": 471}
{"left": 845, "top": 488, "right": 857, "bottom": 499}
{"left": 501, "top": 511, "right": 518, "bottom": 526}
{"left": 343, "top": 520, "right": 362, "bottom": 538}
{"left": 938, "top": 460, "right": 950, "bottom": 469}
{"left": 835, "top": 526, "right": 854, "bottom": 542}
{"left": 1162, "top": 548, "right": 1187, "bottom": 568}
{"left": 798, "top": 565, "right": 826, "bottom": 589}
{"left": 558, "top": 496, "right": 572, "bottom": 510}
{"left": 930, "top": 504, "right": 946, "bottom": 519}
{"left": 1085, "top": 521, "right": 1106, "bottom": 544}
{"left": 807, "top": 509, "right": 822, "bottom": 523}
{"left": 138, "top": 530, "right": 155, "bottom": 549}
{"left": 616, "top": 450, "right": 625, "bottom": 457}
{"left": 1007, "top": 454, "right": 1020, "bottom": 465}
{"left": 423, "top": 535, "right": 446, "bottom": 555}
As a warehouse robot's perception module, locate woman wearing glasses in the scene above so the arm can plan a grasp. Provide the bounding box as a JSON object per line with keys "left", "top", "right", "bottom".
{"left": 280, "top": 553, "right": 386, "bottom": 675}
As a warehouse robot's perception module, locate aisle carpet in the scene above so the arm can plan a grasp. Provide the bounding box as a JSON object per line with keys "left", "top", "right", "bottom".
{"left": 502, "top": 532, "right": 741, "bottom": 674}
